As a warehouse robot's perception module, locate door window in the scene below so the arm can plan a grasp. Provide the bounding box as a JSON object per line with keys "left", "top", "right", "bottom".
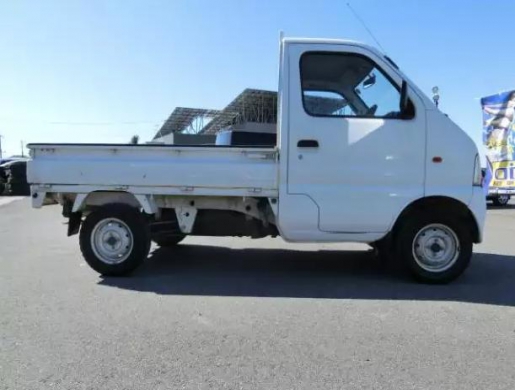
{"left": 303, "top": 90, "right": 353, "bottom": 116}
{"left": 300, "top": 52, "right": 414, "bottom": 119}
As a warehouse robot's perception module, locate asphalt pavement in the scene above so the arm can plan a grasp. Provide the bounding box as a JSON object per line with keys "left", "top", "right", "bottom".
{"left": 1, "top": 198, "right": 515, "bottom": 390}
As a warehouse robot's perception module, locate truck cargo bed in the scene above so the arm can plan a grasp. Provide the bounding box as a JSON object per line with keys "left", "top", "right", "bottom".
{"left": 27, "top": 143, "right": 278, "bottom": 197}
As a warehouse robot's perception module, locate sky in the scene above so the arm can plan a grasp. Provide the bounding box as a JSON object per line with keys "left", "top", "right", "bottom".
{"left": 0, "top": 0, "right": 513, "bottom": 157}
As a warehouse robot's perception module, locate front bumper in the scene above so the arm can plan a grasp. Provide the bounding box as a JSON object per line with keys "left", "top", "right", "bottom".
{"left": 469, "top": 186, "right": 487, "bottom": 243}
{"left": 487, "top": 187, "right": 515, "bottom": 196}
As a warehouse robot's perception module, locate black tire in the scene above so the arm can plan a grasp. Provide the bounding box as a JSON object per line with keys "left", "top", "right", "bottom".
{"left": 6, "top": 183, "right": 30, "bottom": 196}
{"left": 492, "top": 195, "right": 510, "bottom": 206}
{"left": 396, "top": 213, "right": 473, "bottom": 284}
{"left": 79, "top": 204, "right": 151, "bottom": 276}
{"left": 152, "top": 234, "right": 186, "bottom": 247}
{"left": 7, "top": 177, "right": 27, "bottom": 184}
{"left": 370, "top": 236, "right": 394, "bottom": 262}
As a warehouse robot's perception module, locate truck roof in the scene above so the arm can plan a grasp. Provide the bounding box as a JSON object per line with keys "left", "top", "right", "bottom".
{"left": 282, "top": 37, "right": 381, "bottom": 54}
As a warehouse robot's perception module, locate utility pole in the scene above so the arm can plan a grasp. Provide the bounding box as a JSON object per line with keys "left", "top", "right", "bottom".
{"left": 20, "top": 140, "right": 24, "bottom": 157}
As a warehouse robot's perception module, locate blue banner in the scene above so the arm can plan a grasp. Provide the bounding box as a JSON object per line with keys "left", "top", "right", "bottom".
{"left": 481, "top": 90, "right": 515, "bottom": 191}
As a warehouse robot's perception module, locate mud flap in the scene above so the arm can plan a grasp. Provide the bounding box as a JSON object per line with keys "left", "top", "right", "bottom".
{"left": 68, "top": 212, "right": 83, "bottom": 237}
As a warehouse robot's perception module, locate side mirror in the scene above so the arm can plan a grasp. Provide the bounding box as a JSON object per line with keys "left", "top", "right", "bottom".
{"left": 363, "top": 73, "right": 376, "bottom": 89}
{"left": 400, "top": 80, "right": 409, "bottom": 116}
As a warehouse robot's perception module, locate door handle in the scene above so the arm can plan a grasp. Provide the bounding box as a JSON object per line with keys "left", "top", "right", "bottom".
{"left": 297, "top": 139, "right": 319, "bottom": 148}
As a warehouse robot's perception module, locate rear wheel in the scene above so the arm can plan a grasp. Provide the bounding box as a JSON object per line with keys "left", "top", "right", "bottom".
{"left": 396, "top": 213, "right": 472, "bottom": 284}
{"left": 79, "top": 204, "right": 151, "bottom": 276}
{"left": 492, "top": 195, "right": 510, "bottom": 206}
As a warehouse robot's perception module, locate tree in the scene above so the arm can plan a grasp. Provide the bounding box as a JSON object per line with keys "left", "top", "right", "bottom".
{"left": 130, "top": 135, "right": 139, "bottom": 144}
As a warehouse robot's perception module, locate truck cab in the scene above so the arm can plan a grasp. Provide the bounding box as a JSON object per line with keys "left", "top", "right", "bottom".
{"left": 276, "top": 38, "right": 484, "bottom": 241}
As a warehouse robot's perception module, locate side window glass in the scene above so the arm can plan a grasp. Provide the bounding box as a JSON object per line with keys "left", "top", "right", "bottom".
{"left": 303, "top": 90, "right": 353, "bottom": 116}
{"left": 355, "top": 71, "right": 402, "bottom": 117}
{"left": 300, "top": 52, "right": 414, "bottom": 119}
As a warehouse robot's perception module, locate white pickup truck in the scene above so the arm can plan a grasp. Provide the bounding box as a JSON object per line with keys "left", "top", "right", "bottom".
{"left": 27, "top": 37, "right": 486, "bottom": 283}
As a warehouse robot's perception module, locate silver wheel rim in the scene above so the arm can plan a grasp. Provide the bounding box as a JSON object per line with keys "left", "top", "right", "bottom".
{"left": 90, "top": 218, "right": 134, "bottom": 264}
{"left": 412, "top": 223, "right": 460, "bottom": 273}
{"left": 498, "top": 195, "right": 509, "bottom": 204}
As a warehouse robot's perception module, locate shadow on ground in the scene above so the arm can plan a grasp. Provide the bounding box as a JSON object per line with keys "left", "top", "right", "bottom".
{"left": 487, "top": 203, "right": 515, "bottom": 210}
{"left": 99, "top": 245, "right": 515, "bottom": 307}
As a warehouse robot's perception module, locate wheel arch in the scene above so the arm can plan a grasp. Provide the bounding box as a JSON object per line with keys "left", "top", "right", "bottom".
{"left": 391, "top": 196, "right": 481, "bottom": 244}
{"left": 72, "top": 191, "right": 157, "bottom": 215}
{"left": 66, "top": 192, "right": 157, "bottom": 237}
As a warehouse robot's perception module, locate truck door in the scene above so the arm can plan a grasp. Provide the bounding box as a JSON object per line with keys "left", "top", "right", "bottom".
{"left": 284, "top": 43, "right": 426, "bottom": 233}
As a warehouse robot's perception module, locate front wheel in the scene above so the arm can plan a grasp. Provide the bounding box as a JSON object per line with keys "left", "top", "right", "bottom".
{"left": 79, "top": 204, "right": 151, "bottom": 276}
{"left": 492, "top": 195, "right": 510, "bottom": 206}
{"left": 396, "top": 214, "right": 473, "bottom": 284}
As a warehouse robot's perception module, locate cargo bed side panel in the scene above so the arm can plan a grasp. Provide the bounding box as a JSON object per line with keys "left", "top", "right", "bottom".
{"left": 27, "top": 144, "right": 278, "bottom": 194}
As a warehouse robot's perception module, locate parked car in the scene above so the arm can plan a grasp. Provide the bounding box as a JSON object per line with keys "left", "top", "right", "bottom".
{"left": 0, "top": 165, "right": 6, "bottom": 195}
{"left": 481, "top": 168, "right": 511, "bottom": 206}
{"left": 0, "top": 156, "right": 28, "bottom": 165}
{"left": 1, "top": 160, "right": 30, "bottom": 196}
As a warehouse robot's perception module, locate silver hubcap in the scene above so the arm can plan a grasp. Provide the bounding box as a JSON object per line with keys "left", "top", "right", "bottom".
{"left": 412, "top": 223, "right": 460, "bottom": 273}
{"left": 498, "top": 195, "right": 509, "bottom": 204}
{"left": 91, "top": 218, "right": 133, "bottom": 264}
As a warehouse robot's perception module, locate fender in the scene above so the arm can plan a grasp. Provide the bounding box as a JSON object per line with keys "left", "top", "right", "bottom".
{"left": 72, "top": 191, "right": 158, "bottom": 215}
{"left": 388, "top": 195, "right": 481, "bottom": 243}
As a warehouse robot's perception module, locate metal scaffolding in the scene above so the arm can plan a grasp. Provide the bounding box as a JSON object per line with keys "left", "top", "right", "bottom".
{"left": 153, "top": 108, "right": 220, "bottom": 140}
{"left": 153, "top": 89, "right": 278, "bottom": 139}
{"left": 199, "top": 89, "right": 277, "bottom": 135}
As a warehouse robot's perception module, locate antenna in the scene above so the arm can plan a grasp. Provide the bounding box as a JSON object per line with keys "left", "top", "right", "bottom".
{"left": 347, "top": 2, "right": 387, "bottom": 53}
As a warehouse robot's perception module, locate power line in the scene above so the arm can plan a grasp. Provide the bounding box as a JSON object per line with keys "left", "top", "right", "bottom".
{"left": 0, "top": 118, "right": 164, "bottom": 126}
{"left": 47, "top": 121, "right": 160, "bottom": 126}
